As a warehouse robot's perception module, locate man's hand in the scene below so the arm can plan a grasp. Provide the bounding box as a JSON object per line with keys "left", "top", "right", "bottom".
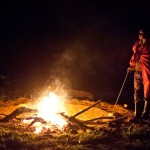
{"left": 127, "top": 67, "right": 135, "bottom": 73}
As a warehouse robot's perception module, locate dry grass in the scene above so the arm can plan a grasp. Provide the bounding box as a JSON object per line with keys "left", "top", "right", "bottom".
{"left": 0, "top": 98, "right": 150, "bottom": 150}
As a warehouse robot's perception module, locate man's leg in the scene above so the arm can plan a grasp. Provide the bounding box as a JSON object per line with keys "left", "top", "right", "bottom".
{"left": 134, "top": 71, "right": 143, "bottom": 103}
{"left": 141, "top": 80, "right": 150, "bottom": 119}
{"left": 130, "top": 71, "right": 143, "bottom": 122}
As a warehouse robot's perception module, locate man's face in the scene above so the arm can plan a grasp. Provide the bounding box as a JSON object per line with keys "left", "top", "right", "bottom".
{"left": 138, "top": 30, "right": 144, "bottom": 40}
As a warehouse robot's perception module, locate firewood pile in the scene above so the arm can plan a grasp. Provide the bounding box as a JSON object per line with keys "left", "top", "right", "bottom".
{"left": 0, "top": 100, "right": 128, "bottom": 134}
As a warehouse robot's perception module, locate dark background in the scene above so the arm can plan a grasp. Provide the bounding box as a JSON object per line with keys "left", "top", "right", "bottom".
{"left": 0, "top": 0, "right": 150, "bottom": 107}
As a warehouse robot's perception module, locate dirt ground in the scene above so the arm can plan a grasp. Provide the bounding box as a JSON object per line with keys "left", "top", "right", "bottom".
{"left": 0, "top": 97, "right": 150, "bottom": 150}
{"left": 0, "top": 97, "right": 133, "bottom": 123}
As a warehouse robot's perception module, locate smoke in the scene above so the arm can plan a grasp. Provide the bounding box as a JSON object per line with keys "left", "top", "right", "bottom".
{"left": 46, "top": 37, "right": 103, "bottom": 91}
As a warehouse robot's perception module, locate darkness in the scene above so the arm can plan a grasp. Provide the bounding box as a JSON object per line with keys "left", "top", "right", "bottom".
{"left": 0, "top": 0, "right": 150, "bottom": 107}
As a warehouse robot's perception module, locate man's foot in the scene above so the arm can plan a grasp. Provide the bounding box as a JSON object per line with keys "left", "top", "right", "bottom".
{"left": 129, "top": 116, "right": 141, "bottom": 123}
{"left": 141, "top": 100, "right": 150, "bottom": 120}
{"left": 141, "top": 113, "right": 149, "bottom": 120}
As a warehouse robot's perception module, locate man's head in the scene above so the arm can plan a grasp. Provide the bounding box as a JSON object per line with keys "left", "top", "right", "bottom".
{"left": 138, "top": 28, "right": 149, "bottom": 40}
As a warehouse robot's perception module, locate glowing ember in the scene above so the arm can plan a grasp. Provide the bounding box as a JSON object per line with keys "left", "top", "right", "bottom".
{"left": 124, "top": 104, "right": 128, "bottom": 108}
{"left": 108, "top": 113, "right": 114, "bottom": 117}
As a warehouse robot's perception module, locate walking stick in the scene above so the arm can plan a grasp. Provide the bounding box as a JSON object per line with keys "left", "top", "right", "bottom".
{"left": 112, "top": 70, "right": 129, "bottom": 111}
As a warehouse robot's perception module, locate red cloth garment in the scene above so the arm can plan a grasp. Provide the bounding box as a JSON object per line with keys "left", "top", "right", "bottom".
{"left": 130, "top": 40, "right": 150, "bottom": 99}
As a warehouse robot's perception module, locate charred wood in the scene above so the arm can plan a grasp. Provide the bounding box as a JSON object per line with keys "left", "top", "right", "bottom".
{"left": 26, "top": 117, "right": 47, "bottom": 128}
{"left": 59, "top": 112, "right": 94, "bottom": 132}
{"left": 0, "top": 107, "right": 37, "bottom": 122}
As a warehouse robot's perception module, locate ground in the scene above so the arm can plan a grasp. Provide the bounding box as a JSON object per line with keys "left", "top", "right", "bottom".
{"left": 0, "top": 97, "right": 150, "bottom": 150}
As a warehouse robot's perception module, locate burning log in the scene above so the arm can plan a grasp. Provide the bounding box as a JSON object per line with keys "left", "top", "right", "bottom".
{"left": 59, "top": 112, "right": 94, "bottom": 132}
{"left": 58, "top": 100, "right": 102, "bottom": 132}
{"left": 25, "top": 116, "right": 47, "bottom": 128}
{"left": 57, "top": 100, "right": 102, "bottom": 132}
{"left": 0, "top": 107, "right": 37, "bottom": 122}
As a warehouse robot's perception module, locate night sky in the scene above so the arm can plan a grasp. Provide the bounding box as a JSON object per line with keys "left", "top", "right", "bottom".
{"left": 0, "top": 0, "right": 150, "bottom": 103}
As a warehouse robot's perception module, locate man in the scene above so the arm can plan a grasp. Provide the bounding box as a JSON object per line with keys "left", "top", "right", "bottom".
{"left": 128, "top": 28, "right": 150, "bottom": 122}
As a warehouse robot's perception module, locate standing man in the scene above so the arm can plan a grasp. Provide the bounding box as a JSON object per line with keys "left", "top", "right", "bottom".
{"left": 128, "top": 28, "right": 150, "bottom": 122}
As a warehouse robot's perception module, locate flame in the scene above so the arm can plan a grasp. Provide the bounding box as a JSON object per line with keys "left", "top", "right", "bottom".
{"left": 24, "top": 92, "right": 68, "bottom": 133}
{"left": 37, "top": 92, "right": 67, "bottom": 128}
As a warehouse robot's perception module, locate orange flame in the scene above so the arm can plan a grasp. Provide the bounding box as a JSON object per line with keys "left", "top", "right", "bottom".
{"left": 37, "top": 92, "right": 67, "bottom": 128}
{"left": 24, "top": 92, "right": 68, "bottom": 133}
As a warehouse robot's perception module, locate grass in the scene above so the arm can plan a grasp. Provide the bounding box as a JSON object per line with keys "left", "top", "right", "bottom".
{"left": 0, "top": 121, "right": 150, "bottom": 150}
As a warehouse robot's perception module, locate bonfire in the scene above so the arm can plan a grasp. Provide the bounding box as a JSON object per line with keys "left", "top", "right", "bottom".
{"left": 0, "top": 87, "right": 132, "bottom": 135}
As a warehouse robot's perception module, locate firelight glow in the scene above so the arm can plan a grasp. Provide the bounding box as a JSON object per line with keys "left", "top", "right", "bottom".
{"left": 36, "top": 92, "right": 67, "bottom": 129}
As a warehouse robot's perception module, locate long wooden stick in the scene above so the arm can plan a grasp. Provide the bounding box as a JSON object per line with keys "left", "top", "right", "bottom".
{"left": 107, "top": 116, "right": 127, "bottom": 123}
{"left": 83, "top": 116, "right": 114, "bottom": 124}
{"left": 72, "top": 100, "right": 101, "bottom": 118}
